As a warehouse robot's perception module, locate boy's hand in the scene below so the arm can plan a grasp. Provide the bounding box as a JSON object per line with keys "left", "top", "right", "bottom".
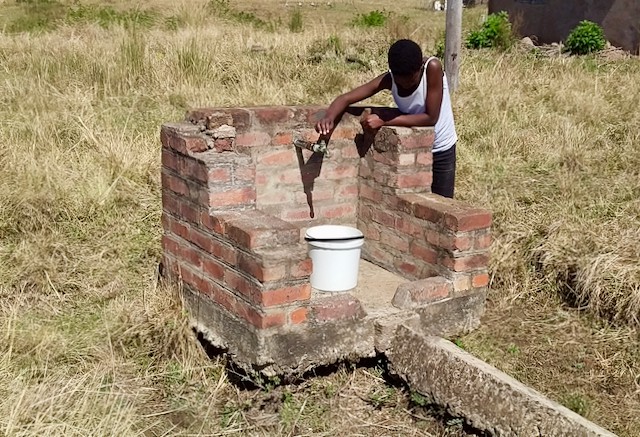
{"left": 315, "top": 117, "right": 334, "bottom": 135}
{"left": 361, "top": 114, "right": 385, "bottom": 130}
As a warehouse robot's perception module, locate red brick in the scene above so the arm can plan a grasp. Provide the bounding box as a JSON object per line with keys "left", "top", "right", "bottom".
{"left": 161, "top": 126, "right": 208, "bottom": 154}
{"left": 413, "top": 201, "right": 444, "bottom": 224}
{"left": 213, "top": 138, "right": 234, "bottom": 152}
{"left": 208, "top": 167, "right": 232, "bottom": 183}
{"left": 262, "top": 283, "right": 311, "bottom": 307}
{"left": 320, "top": 203, "right": 357, "bottom": 219}
{"left": 311, "top": 294, "right": 365, "bottom": 322}
{"left": 439, "top": 233, "right": 473, "bottom": 251}
{"left": 395, "top": 216, "right": 424, "bottom": 238}
{"left": 425, "top": 229, "right": 440, "bottom": 246}
{"left": 178, "top": 199, "right": 200, "bottom": 225}
{"left": 282, "top": 207, "right": 314, "bottom": 221}
{"left": 294, "top": 187, "right": 334, "bottom": 204}
{"left": 161, "top": 149, "right": 179, "bottom": 173}
{"left": 330, "top": 126, "right": 358, "bottom": 140}
{"left": 162, "top": 235, "right": 180, "bottom": 257}
{"left": 238, "top": 251, "right": 287, "bottom": 282}
{"left": 179, "top": 243, "right": 202, "bottom": 270}
{"left": 290, "top": 258, "right": 312, "bottom": 278}
{"left": 233, "top": 165, "right": 255, "bottom": 183}
{"left": 322, "top": 164, "right": 358, "bottom": 179}
{"left": 372, "top": 208, "right": 396, "bottom": 227}
{"left": 365, "top": 244, "right": 396, "bottom": 268}
{"left": 201, "top": 212, "right": 225, "bottom": 235}
{"left": 187, "top": 158, "right": 208, "bottom": 183}
{"left": 272, "top": 131, "right": 293, "bottom": 145}
{"left": 235, "top": 131, "right": 271, "bottom": 148}
{"left": 381, "top": 232, "right": 409, "bottom": 252}
{"left": 373, "top": 151, "right": 395, "bottom": 166}
{"left": 336, "top": 184, "right": 359, "bottom": 198}
{"left": 259, "top": 189, "right": 295, "bottom": 205}
{"left": 224, "top": 269, "right": 260, "bottom": 302}
{"left": 395, "top": 193, "right": 422, "bottom": 214}
{"left": 235, "top": 299, "right": 286, "bottom": 329}
{"left": 209, "top": 187, "right": 256, "bottom": 208}
{"left": 202, "top": 256, "right": 225, "bottom": 280}
{"left": 359, "top": 184, "right": 383, "bottom": 202}
{"left": 444, "top": 209, "right": 492, "bottom": 232}
{"left": 289, "top": 307, "right": 308, "bottom": 325}
{"left": 474, "top": 232, "right": 492, "bottom": 250}
{"left": 395, "top": 172, "right": 432, "bottom": 189}
{"left": 210, "top": 238, "right": 237, "bottom": 265}
{"left": 442, "top": 254, "right": 490, "bottom": 272}
{"left": 253, "top": 107, "right": 294, "bottom": 125}
{"left": 225, "top": 213, "right": 299, "bottom": 249}
{"left": 396, "top": 261, "right": 419, "bottom": 277}
{"left": 169, "top": 216, "right": 189, "bottom": 240}
{"left": 362, "top": 222, "right": 381, "bottom": 241}
{"left": 162, "top": 171, "right": 189, "bottom": 197}
{"left": 416, "top": 151, "right": 433, "bottom": 166}
{"left": 255, "top": 173, "right": 268, "bottom": 187}
{"left": 261, "top": 149, "right": 297, "bottom": 167}
{"left": 472, "top": 272, "right": 490, "bottom": 288}
{"left": 397, "top": 130, "right": 434, "bottom": 151}
{"left": 276, "top": 168, "right": 303, "bottom": 184}
{"left": 410, "top": 241, "right": 438, "bottom": 264}
{"left": 392, "top": 276, "right": 451, "bottom": 308}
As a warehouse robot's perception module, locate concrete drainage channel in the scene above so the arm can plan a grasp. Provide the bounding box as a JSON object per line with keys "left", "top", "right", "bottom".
{"left": 386, "top": 326, "right": 617, "bottom": 437}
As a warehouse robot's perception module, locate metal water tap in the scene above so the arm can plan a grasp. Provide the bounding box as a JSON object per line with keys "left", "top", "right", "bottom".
{"left": 293, "top": 138, "right": 330, "bottom": 157}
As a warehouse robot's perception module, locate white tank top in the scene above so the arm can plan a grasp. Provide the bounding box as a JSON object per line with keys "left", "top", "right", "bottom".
{"left": 390, "top": 57, "right": 457, "bottom": 153}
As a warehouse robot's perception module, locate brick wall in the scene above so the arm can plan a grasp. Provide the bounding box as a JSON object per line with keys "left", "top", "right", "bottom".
{"left": 161, "top": 105, "right": 491, "bottom": 338}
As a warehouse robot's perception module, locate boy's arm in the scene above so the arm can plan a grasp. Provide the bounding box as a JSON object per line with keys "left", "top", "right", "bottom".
{"left": 374, "top": 59, "right": 444, "bottom": 128}
{"left": 316, "top": 73, "right": 391, "bottom": 135}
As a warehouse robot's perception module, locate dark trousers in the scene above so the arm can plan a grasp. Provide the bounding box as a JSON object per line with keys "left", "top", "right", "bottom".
{"left": 431, "top": 144, "right": 456, "bottom": 198}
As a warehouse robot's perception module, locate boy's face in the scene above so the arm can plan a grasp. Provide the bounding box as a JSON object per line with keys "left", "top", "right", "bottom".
{"left": 393, "top": 68, "right": 422, "bottom": 91}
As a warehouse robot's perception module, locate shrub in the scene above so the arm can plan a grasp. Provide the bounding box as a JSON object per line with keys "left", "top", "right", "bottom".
{"left": 351, "top": 10, "right": 388, "bottom": 28}
{"left": 288, "top": 8, "right": 303, "bottom": 33}
{"left": 564, "top": 20, "right": 606, "bottom": 55}
{"left": 465, "top": 11, "right": 513, "bottom": 50}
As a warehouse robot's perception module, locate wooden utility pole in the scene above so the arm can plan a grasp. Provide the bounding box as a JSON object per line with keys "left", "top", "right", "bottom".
{"left": 444, "top": 0, "right": 463, "bottom": 92}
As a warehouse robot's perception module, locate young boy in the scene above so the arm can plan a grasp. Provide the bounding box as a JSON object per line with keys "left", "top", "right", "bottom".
{"left": 315, "top": 39, "right": 458, "bottom": 198}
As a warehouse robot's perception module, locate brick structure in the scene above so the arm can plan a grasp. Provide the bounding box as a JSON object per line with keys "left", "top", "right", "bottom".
{"left": 160, "top": 106, "right": 492, "bottom": 376}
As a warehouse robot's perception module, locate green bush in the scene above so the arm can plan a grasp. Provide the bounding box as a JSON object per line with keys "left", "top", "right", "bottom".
{"left": 565, "top": 20, "right": 606, "bottom": 55}
{"left": 465, "top": 11, "right": 513, "bottom": 50}
{"left": 351, "top": 10, "right": 388, "bottom": 28}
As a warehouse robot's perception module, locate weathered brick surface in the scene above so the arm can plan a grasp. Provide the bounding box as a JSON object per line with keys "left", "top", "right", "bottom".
{"left": 392, "top": 277, "right": 453, "bottom": 309}
{"left": 161, "top": 106, "right": 491, "bottom": 376}
{"left": 310, "top": 293, "right": 366, "bottom": 323}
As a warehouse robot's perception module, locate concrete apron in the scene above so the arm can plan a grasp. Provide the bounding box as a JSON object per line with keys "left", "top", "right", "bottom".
{"left": 387, "top": 325, "right": 618, "bottom": 437}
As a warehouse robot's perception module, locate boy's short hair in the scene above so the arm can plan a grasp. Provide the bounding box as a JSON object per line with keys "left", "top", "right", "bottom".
{"left": 388, "top": 39, "right": 423, "bottom": 76}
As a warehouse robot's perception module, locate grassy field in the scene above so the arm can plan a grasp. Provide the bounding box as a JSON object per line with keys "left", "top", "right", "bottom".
{"left": 1, "top": 0, "right": 639, "bottom": 435}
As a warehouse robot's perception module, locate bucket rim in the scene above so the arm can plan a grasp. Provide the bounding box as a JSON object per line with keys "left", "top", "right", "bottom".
{"left": 304, "top": 234, "right": 364, "bottom": 243}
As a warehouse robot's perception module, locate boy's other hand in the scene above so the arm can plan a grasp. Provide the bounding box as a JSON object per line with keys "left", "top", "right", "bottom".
{"left": 361, "top": 114, "right": 384, "bottom": 130}
{"left": 315, "top": 117, "right": 334, "bottom": 135}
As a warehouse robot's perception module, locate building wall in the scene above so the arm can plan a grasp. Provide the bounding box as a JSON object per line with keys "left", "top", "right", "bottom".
{"left": 488, "top": 0, "right": 640, "bottom": 54}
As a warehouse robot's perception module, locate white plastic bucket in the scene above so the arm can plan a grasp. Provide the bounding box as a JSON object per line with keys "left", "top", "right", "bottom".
{"left": 304, "top": 225, "right": 364, "bottom": 292}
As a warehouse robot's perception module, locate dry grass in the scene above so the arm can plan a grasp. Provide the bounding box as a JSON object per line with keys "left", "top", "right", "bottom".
{"left": 1, "top": 0, "right": 639, "bottom": 435}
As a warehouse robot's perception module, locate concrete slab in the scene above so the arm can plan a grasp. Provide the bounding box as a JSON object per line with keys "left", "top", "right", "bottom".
{"left": 351, "top": 260, "right": 409, "bottom": 316}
